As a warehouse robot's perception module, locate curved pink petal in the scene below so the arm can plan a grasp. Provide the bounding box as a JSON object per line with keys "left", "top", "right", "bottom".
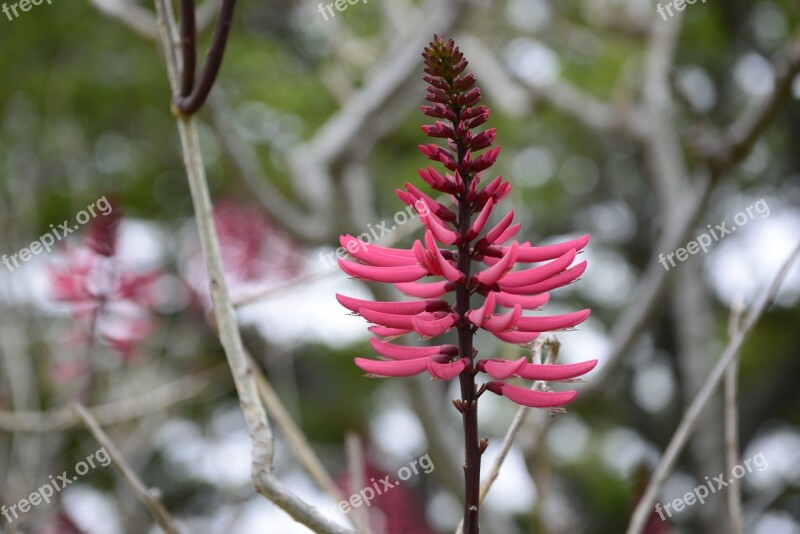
{"left": 491, "top": 330, "right": 540, "bottom": 345}
{"left": 473, "top": 241, "right": 518, "bottom": 286}
{"left": 404, "top": 183, "right": 456, "bottom": 222}
{"left": 475, "top": 211, "right": 514, "bottom": 250}
{"left": 497, "top": 249, "right": 577, "bottom": 288}
{"left": 394, "top": 281, "right": 452, "bottom": 298}
{"left": 337, "top": 294, "right": 448, "bottom": 315}
{"left": 427, "top": 357, "right": 469, "bottom": 380}
{"left": 425, "top": 231, "right": 464, "bottom": 283}
{"left": 492, "top": 224, "right": 521, "bottom": 246}
{"left": 515, "top": 359, "right": 598, "bottom": 381}
{"left": 339, "top": 259, "right": 428, "bottom": 283}
{"left": 466, "top": 198, "right": 494, "bottom": 239}
{"left": 368, "top": 326, "right": 412, "bottom": 339}
{"left": 420, "top": 209, "right": 459, "bottom": 245}
{"left": 494, "top": 292, "right": 550, "bottom": 309}
{"left": 486, "top": 382, "right": 579, "bottom": 408}
{"left": 412, "top": 313, "right": 456, "bottom": 337}
{"left": 477, "top": 357, "right": 527, "bottom": 379}
{"left": 413, "top": 239, "right": 440, "bottom": 275}
{"left": 512, "top": 234, "right": 591, "bottom": 263}
{"left": 340, "top": 235, "right": 416, "bottom": 262}
{"left": 355, "top": 357, "right": 429, "bottom": 377}
{"left": 370, "top": 338, "right": 459, "bottom": 360}
{"left": 359, "top": 308, "right": 417, "bottom": 329}
{"left": 499, "top": 261, "right": 587, "bottom": 295}
{"left": 481, "top": 304, "right": 522, "bottom": 332}
{"left": 465, "top": 291, "right": 496, "bottom": 327}
{"left": 514, "top": 309, "right": 591, "bottom": 332}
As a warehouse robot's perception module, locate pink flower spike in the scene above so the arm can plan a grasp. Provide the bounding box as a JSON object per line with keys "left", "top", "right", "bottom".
{"left": 512, "top": 234, "right": 591, "bottom": 263}
{"left": 465, "top": 291, "right": 496, "bottom": 327}
{"left": 515, "top": 359, "right": 598, "bottom": 381}
{"left": 412, "top": 313, "right": 456, "bottom": 337}
{"left": 500, "top": 261, "right": 587, "bottom": 295}
{"left": 427, "top": 357, "right": 469, "bottom": 380}
{"left": 339, "top": 258, "right": 428, "bottom": 283}
{"left": 473, "top": 242, "right": 518, "bottom": 286}
{"left": 491, "top": 330, "right": 540, "bottom": 345}
{"left": 370, "top": 338, "right": 459, "bottom": 360}
{"left": 486, "top": 382, "right": 579, "bottom": 408}
{"left": 368, "top": 326, "right": 413, "bottom": 339}
{"left": 494, "top": 291, "right": 550, "bottom": 310}
{"left": 481, "top": 304, "right": 522, "bottom": 333}
{"left": 514, "top": 309, "right": 591, "bottom": 332}
{"left": 476, "top": 357, "right": 527, "bottom": 380}
{"left": 394, "top": 280, "right": 453, "bottom": 298}
{"left": 496, "top": 249, "right": 577, "bottom": 288}
{"left": 356, "top": 357, "right": 429, "bottom": 377}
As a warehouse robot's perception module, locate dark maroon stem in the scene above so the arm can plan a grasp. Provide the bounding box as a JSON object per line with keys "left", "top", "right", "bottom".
{"left": 454, "top": 114, "right": 481, "bottom": 533}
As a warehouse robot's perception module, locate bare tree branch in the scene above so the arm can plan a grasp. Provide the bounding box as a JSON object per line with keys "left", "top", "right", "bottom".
{"left": 725, "top": 297, "right": 746, "bottom": 534}
{"left": 0, "top": 371, "right": 212, "bottom": 432}
{"left": 626, "top": 241, "right": 800, "bottom": 534}
{"left": 74, "top": 402, "right": 181, "bottom": 534}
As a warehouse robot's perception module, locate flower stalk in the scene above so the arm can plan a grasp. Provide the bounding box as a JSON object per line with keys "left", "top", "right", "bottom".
{"left": 337, "top": 36, "right": 597, "bottom": 531}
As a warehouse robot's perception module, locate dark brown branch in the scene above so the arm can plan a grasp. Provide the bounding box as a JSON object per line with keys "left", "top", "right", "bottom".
{"left": 173, "top": 0, "right": 237, "bottom": 116}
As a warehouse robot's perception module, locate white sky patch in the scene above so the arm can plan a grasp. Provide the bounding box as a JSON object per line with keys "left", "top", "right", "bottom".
{"left": 481, "top": 444, "right": 536, "bottom": 512}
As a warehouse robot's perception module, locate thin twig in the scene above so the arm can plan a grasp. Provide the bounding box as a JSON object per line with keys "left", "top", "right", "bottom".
{"left": 73, "top": 402, "right": 181, "bottom": 534}
{"left": 345, "top": 432, "right": 370, "bottom": 533}
{"left": 626, "top": 241, "right": 800, "bottom": 534}
{"left": 0, "top": 371, "right": 213, "bottom": 432}
{"left": 725, "top": 297, "right": 746, "bottom": 534}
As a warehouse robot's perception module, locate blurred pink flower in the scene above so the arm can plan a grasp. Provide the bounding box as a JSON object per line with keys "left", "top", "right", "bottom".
{"left": 48, "top": 207, "right": 161, "bottom": 361}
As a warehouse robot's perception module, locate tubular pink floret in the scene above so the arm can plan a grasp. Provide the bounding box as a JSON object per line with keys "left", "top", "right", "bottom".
{"left": 370, "top": 338, "right": 459, "bottom": 360}
{"left": 394, "top": 280, "right": 452, "bottom": 298}
{"left": 465, "top": 291, "right": 497, "bottom": 327}
{"left": 486, "top": 381, "right": 579, "bottom": 408}
{"left": 340, "top": 235, "right": 416, "bottom": 258}
{"left": 480, "top": 304, "right": 522, "bottom": 333}
{"left": 478, "top": 358, "right": 597, "bottom": 380}
{"left": 499, "top": 261, "right": 587, "bottom": 294}
{"left": 466, "top": 198, "right": 494, "bottom": 240}
{"left": 507, "top": 234, "right": 590, "bottom": 263}
{"left": 495, "top": 249, "right": 577, "bottom": 288}
{"left": 356, "top": 357, "right": 429, "bottom": 377}
{"left": 427, "top": 357, "right": 470, "bottom": 380}
{"left": 336, "top": 294, "right": 448, "bottom": 315}
{"left": 475, "top": 211, "right": 515, "bottom": 250}
{"left": 425, "top": 231, "right": 464, "bottom": 283}
{"left": 368, "top": 325, "right": 413, "bottom": 339}
{"left": 493, "top": 291, "right": 550, "bottom": 309}
{"left": 412, "top": 313, "right": 457, "bottom": 337}
{"left": 473, "top": 241, "right": 518, "bottom": 286}
{"left": 491, "top": 330, "right": 540, "bottom": 345}
{"left": 514, "top": 309, "right": 591, "bottom": 332}
{"left": 339, "top": 258, "right": 428, "bottom": 283}
{"left": 360, "top": 308, "right": 419, "bottom": 330}
{"left": 418, "top": 206, "right": 459, "bottom": 245}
